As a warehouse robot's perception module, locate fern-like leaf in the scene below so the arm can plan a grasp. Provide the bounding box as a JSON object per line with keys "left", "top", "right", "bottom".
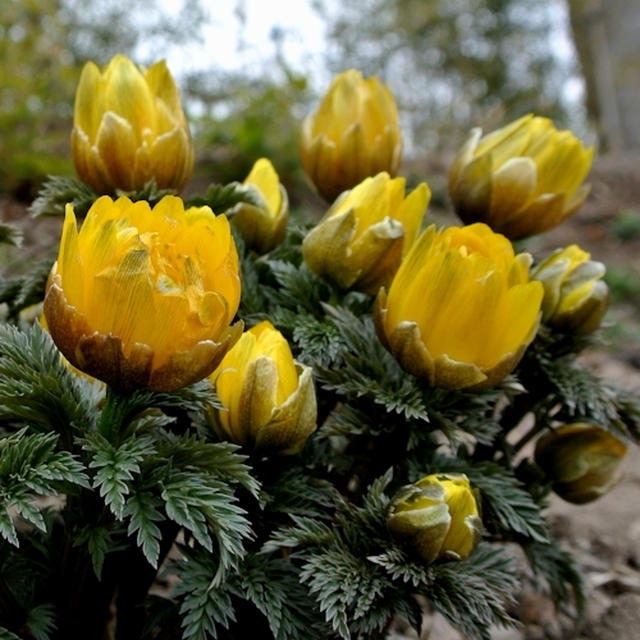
{"left": 84, "top": 433, "right": 155, "bottom": 519}
{"left": 185, "top": 182, "right": 259, "bottom": 213}
{"left": 29, "top": 175, "right": 97, "bottom": 218}
{"left": 123, "top": 492, "right": 164, "bottom": 568}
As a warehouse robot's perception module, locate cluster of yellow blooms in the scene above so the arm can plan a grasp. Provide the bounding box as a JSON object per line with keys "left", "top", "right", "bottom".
{"left": 42, "top": 55, "right": 626, "bottom": 563}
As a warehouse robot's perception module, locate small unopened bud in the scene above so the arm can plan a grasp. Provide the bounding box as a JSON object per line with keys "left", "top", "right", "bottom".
{"left": 534, "top": 422, "right": 627, "bottom": 504}
{"left": 387, "top": 473, "right": 482, "bottom": 563}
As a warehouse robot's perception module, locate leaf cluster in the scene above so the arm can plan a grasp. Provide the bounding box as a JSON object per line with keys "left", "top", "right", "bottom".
{"left": 2, "top": 183, "right": 639, "bottom": 640}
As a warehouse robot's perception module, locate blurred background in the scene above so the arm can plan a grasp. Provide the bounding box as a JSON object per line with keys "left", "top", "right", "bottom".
{"left": 2, "top": 0, "right": 639, "bottom": 196}
{"left": 1, "top": 3, "right": 640, "bottom": 637}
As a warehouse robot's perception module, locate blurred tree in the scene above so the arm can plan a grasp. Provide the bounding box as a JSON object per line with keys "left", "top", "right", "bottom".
{"left": 183, "top": 63, "right": 313, "bottom": 206}
{"left": 314, "top": 0, "right": 575, "bottom": 155}
{"left": 0, "top": 0, "right": 76, "bottom": 198}
{"left": 0, "top": 0, "right": 206, "bottom": 199}
{"left": 568, "top": 0, "right": 640, "bottom": 151}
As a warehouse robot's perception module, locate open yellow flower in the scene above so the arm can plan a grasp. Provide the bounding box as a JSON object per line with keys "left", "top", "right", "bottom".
{"left": 71, "top": 54, "right": 194, "bottom": 194}
{"left": 387, "top": 473, "right": 482, "bottom": 563}
{"left": 375, "top": 223, "right": 543, "bottom": 389}
{"left": 532, "top": 244, "right": 609, "bottom": 334}
{"left": 302, "top": 172, "right": 430, "bottom": 294}
{"left": 535, "top": 423, "right": 627, "bottom": 504}
{"left": 449, "top": 114, "right": 594, "bottom": 239}
{"left": 231, "top": 158, "right": 289, "bottom": 253}
{"left": 300, "top": 69, "right": 403, "bottom": 202}
{"left": 44, "top": 195, "right": 242, "bottom": 391}
{"left": 208, "top": 321, "right": 317, "bottom": 454}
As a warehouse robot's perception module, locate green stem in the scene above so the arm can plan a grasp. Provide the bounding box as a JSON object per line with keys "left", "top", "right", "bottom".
{"left": 98, "top": 386, "right": 129, "bottom": 442}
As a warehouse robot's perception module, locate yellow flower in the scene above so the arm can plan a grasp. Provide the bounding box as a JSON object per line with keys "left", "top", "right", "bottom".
{"left": 534, "top": 423, "right": 627, "bottom": 504}
{"left": 300, "top": 69, "right": 403, "bottom": 202}
{"left": 302, "top": 172, "right": 430, "bottom": 294}
{"left": 208, "top": 321, "right": 317, "bottom": 454}
{"left": 387, "top": 473, "right": 482, "bottom": 563}
{"left": 43, "top": 195, "right": 242, "bottom": 391}
{"left": 71, "top": 54, "right": 194, "bottom": 194}
{"left": 449, "top": 114, "right": 594, "bottom": 239}
{"left": 231, "top": 158, "right": 289, "bottom": 253}
{"left": 532, "top": 244, "right": 609, "bottom": 334}
{"left": 375, "top": 223, "right": 543, "bottom": 389}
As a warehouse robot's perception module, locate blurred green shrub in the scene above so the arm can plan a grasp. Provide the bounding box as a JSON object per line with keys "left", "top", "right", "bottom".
{"left": 0, "top": 0, "right": 77, "bottom": 199}
{"left": 610, "top": 209, "right": 640, "bottom": 242}
{"left": 604, "top": 266, "right": 640, "bottom": 308}
{"left": 186, "top": 68, "right": 313, "bottom": 205}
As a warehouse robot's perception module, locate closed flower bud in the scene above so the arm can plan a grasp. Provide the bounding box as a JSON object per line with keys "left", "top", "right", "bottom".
{"left": 71, "top": 54, "right": 194, "bottom": 194}
{"left": 532, "top": 244, "right": 609, "bottom": 334}
{"left": 302, "top": 172, "right": 430, "bottom": 294}
{"left": 300, "top": 69, "right": 403, "bottom": 202}
{"left": 44, "top": 195, "right": 242, "bottom": 391}
{"left": 231, "top": 158, "right": 289, "bottom": 253}
{"left": 449, "top": 114, "right": 594, "bottom": 239}
{"left": 387, "top": 474, "right": 482, "bottom": 563}
{"left": 375, "top": 223, "right": 543, "bottom": 389}
{"left": 534, "top": 423, "right": 627, "bottom": 504}
{"left": 208, "top": 321, "right": 317, "bottom": 454}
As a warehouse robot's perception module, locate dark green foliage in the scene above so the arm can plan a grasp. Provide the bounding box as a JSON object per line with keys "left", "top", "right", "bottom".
{"left": 29, "top": 176, "right": 98, "bottom": 218}
{"left": 0, "top": 223, "right": 21, "bottom": 247}
{"left": 83, "top": 432, "right": 155, "bottom": 519}
{"left": 173, "top": 547, "right": 242, "bottom": 640}
{"left": 2, "top": 178, "right": 639, "bottom": 640}
{"left": 523, "top": 541, "right": 587, "bottom": 615}
{"left": 0, "top": 324, "right": 96, "bottom": 439}
{"left": 0, "top": 428, "right": 89, "bottom": 546}
{"left": 241, "top": 554, "right": 326, "bottom": 640}
{"left": 519, "top": 327, "right": 640, "bottom": 443}
{"left": 423, "top": 544, "right": 518, "bottom": 639}
{"left": 19, "top": 604, "right": 56, "bottom": 640}
{"left": 0, "top": 259, "right": 52, "bottom": 320}
{"left": 185, "top": 182, "right": 259, "bottom": 214}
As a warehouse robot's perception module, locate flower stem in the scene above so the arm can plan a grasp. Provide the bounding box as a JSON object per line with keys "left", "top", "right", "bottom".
{"left": 98, "top": 386, "right": 129, "bottom": 442}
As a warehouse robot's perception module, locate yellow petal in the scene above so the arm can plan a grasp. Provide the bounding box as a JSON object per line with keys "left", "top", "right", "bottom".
{"left": 102, "top": 54, "right": 156, "bottom": 142}
{"left": 94, "top": 112, "right": 138, "bottom": 191}
{"left": 73, "top": 61, "right": 104, "bottom": 139}
{"left": 244, "top": 158, "right": 282, "bottom": 216}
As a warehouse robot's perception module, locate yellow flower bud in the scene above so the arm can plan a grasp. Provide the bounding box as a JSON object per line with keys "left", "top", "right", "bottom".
{"left": 208, "top": 321, "right": 317, "bottom": 454}
{"left": 302, "top": 172, "right": 430, "bottom": 294}
{"left": 449, "top": 114, "right": 594, "bottom": 239}
{"left": 43, "top": 195, "right": 242, "bottom": 392}
{"left": 375, "top": 223, "right": 543, "bottom": 389}
{"left": 532, "top": 244, "right": 609, "bottom": 335}
{"left": 71, "top": 54, "right": 194, "bottom": 194}
{"left": 231, "top": 158, "right": 289, "bottom": 253}
{"left": 387, "top": 474, "right": 482, "bottom": 563}
{"left": 534, "top": 423, "right": 627, "bottom": 504}
{"left": 300, "top": 69, "right": 403, "bottom": 202}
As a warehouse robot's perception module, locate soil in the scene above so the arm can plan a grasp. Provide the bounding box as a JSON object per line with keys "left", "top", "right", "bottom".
{"left": 1, "top": 152, "right": 639, "bottom": 640}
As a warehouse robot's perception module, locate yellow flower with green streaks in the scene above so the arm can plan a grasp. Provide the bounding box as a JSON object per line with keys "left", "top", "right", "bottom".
{"left": 44, "top": 195, "right": 242, "bottom": 391}
{"left": 72, "top": 54, "right": 194, "bottom": 194}
{"left": 449, "top": 114, "right": 593, "bottom": 239}
{"left": 375, "top": 223, "right": 543, "bottom": 389}
{"left": 209, "top": 321, "right": 317, "bottom": 454}
{"left": 300, "top": 69, "right": 403, "bottom": 202}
